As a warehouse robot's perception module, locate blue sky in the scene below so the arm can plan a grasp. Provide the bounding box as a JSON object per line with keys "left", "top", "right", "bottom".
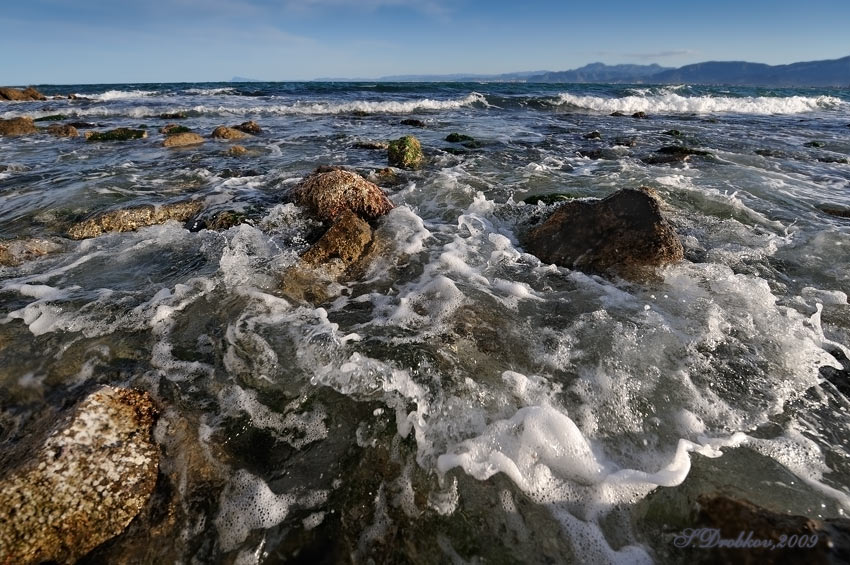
{"left": 2, "top": 0, "right": 849, "bottom": 84}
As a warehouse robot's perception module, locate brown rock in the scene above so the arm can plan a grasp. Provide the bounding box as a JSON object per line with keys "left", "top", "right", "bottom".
{"left": 0, "top": 87, "right": 46, "bottom": 101}
{"left": 159, "top": 123, "right": 186, "bottom": 135}
{"left": 234, "top": 120, "right": 261, "bottom": 134}
{"left": 524, "top": 188, "right": 683, "bottom": 278}
{"left": 46, "top": 124, "right": 78, "bottom": 138}
{"left": 227, "top": 144, "right": 248, "bottom": 156}
{"left": 292, "top": 167, "right": 394, "bottom": 222}
{"left": 67, "top": 200, "right": 203, "bottom": 239}
{"left": 0, "top": 238, "right": 63, "bottom": 266}
{"left": 281, "top": 210, "right": 373, "bottom": 303}
{"left": 687, "top": 494, "right": 850, "bottom": 565}
{"left": 211, "top": 126, "right": 248, "bottom": 140}
{"left": 0, "top": 387, "right": 159, "bottom": 565}
{"left": 162, "top": 132, "right": 205, "bottom": 148}
{"left": 0, "top": 117, "right": 37, "bottom": 136}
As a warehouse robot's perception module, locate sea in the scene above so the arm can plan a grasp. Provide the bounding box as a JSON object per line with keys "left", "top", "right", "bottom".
{"left": 1, "top": 82, "right": 849, "bottom": 563}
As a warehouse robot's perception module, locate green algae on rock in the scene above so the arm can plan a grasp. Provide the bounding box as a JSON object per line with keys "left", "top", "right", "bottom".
{"left": 85, "top": 128, "right": 148, "bottom": 142}
{"left": 0, "top": 387, "right": 159, "bottom": 565}
{"left": 67, "top": 200, "right": 203, "bottom": 239}
{"left": 388, "top": 135, "right": 424, "bottom": 169}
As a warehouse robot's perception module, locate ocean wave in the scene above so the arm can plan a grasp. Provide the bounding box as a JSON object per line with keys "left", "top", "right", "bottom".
{"left": 555, "top": 92, "right": 844, "bottom": 114}
{"left": 195, "top": 92, "right": 490, "bottom": 115}
{"left": 82, "top": 89, "right": 161, "bottom": 101}
{"left": 182, "top": 87, "right": 237, "bottom": 96}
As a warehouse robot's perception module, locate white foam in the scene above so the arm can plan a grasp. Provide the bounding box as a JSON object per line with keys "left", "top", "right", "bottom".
{"left": 556, "top": 92, "right": 844, "bottom": 114}
{"left": 84, "top": 89, "right": 160, "bottom": 101}
{"left": 215, "top": 469, "right": 295, "bottom": 551}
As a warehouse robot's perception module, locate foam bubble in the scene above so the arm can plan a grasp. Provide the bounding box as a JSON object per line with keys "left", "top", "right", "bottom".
{"left": 215, "top": 470, "right": 295, "bottom": 551}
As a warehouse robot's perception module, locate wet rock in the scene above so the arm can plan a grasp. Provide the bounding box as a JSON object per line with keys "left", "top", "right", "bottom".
{"left": 369, "top": 167, "right": 404, "bottom": 187}
{"left": 821, "top": 347, "right": 850, "bottom": 395}
{"left": 583, "top": 131, "right": 602, "bottom": 140}
{"left": 33, "top": 114, "right": 68, "bottom": 122}
{"left": 188, "top": 210, "right": 249, "bottom": 231}
{"left": 292, "top": 167, "right": 394, "bottom": 222}
{"left": 663, "top": 129, "right": 682, "bottom": 136}
{"left": 162, "top": 132, "right": 205, "bottom": 147}
{"left": 388, "top": 135, "right": 424, "bottom": 169}
{"left": 643, "top": 145, "right": 711, "bottom": 165}
{"left": 445, "top": 133, "right": 474, "bottom": 143}
{"left": 632, "top": 111, "right": 649, "bottom": 119}
{"left": 281, "top": 209, "right": 373, "bottom": 303}
{"left": 234, "top": 120, "right": 262, "bottom": 135}
{"left": 158, "top": 112, "right": 187, "bottom": 120}
{"left": 523, "top": 188, "right": 683, "bottom": 278}
{"left": 804, "top": 140, "right": 825, "bottom": 148}
{"left": 816, "top": 155, "right": 849, "bottom": 164}
{"left": 354, "top": 140, "right": 389, "bottom": 150}
{"left": 211, "top": 126, "right": 248, "bottom": 140}
{"left": 67, "top": 121, "right": 98, "bottom": 129}
{"left": 578, "top": 148, "right": 620, "bottom": 160}
{"left": 85, "top": 128, "right": 148, "bottom": 142}
{"left": 687, "top": 494, "right": 850, "bottom": 565}
{"left": 219, "top": 168, "right": 261, "bottom": 178}
{"left": 67, "top": 200, "right": 203, "bottom": 239}
{"left": 656, "top": 145, "right": 711, "bottom": 157}
{"left": 0, "top": 117, "right": 37, "bottom": 136}
{"left": 0, "top": 386, "right": 159, "bottom": 565}
{"left": 159, "top": 123, "right": 189, "bottom": 135}
{"left": 613, "top": 136, "right": 638, "bottom": 147}
{"left": 400, "top": 118, "right": 426, "bottom": 128}
{"left": 227, "top": 144, "right": 248, "bottom": 156}
{"left": 522, "top": 193, "right": 577, "bottom": 206}
{"left": 819, "top": 205, "right": 850, "bottom": 219}
{"left": 0, "top": 86, "right": 46, "bottom": 101}
{"left": 0, "top": 238, "right": 63, "bottom": 266}
{"left": 610, "top": 111, "right": 626, "bottom": 117}
{"left": 441, "top": 147, "right": 468, "bottom": 156}
{"left": 46, "top": 124, "right": 78, "bottom": 138}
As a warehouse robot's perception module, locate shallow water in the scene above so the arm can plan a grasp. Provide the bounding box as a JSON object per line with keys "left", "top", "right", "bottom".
{"left": 1, "top": 82, "right": 850, "bottom": 563}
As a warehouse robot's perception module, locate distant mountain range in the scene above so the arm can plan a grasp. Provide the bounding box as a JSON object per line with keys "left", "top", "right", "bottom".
{"left": 309, "top": 55, "right": 850, "bottom": 87}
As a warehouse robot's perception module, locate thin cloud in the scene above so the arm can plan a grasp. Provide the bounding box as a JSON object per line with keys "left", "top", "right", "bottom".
{"left": 589, "top": 49, "right": 698, "bottom": 60}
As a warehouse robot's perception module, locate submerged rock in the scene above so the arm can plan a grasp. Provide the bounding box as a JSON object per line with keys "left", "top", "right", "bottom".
{"left": 67, "top": 200, "right": 203, "bottom": 239}
{"left": 0, "top": 238, "right": 63, "bottom": 266}
{"left": 158, "top": 111, "right": 187, "bottom": 120}
{"left": 643, "top": 145, "right": 711, "bottom": 165}
{"left": 819, "top": 205, "right": 850, "bottom": 219}
{"left": 445, "top": 133, "right": 474, "bottom": 143}
{"left": 281, "top": 209, "right": 373, "bottom": 303}
{"left": 523, "top": 188, "right": 683, "bottom": 278}
{"left": 522, "top": 193, "right": 577, "bottom": 206}
{"left": 46, "top": 123, "right": 78, "bottom": 138}
{"left": 663, "top": 129, "right": 682, "bottom": 136}
{"left": 85, "top": 128, "right": 148, "bottom": 142}
{"left": 804, "top": 140, "right": 825, "bottom": 148}
{"left": 0, "top": 117, "right": 37, "bottom": 136}
{"left": 163, "top": 132, "right": 205, "bottom": 147}
{"left": 211, "top": 126, "right": 248, "bottom": 140}
{"left": 159, "top": 123, "right": 190, "bottom": 135}
{"left": 354, "top": 140, "right": 389, "bottom": 150}
{"left": 292, "top": 167, "right": 394, "bottom": 222}
{"left": 0, "top": 386, "right": 159, "bottom": 564}
{"left": 583, "top": 131, "right": 602, "bottom": 140}
{"left": 632, "top": 111, "right": 649, "bottom": 119}
{"left": 610, "top": 111, "right": 626, "bottom": 117}
{"left": 400, "top": 118, "right": 426, "bottom": 128}
{"left": 0, "top": 86, "right": 46, "bottom": 101}
{"left": 226, "top": 144, "right": 248, "bottom": 156}
{"left": 388, "top": 135, "right": 424, "bottom": 169}
{"left": 67, "top": 121, "right": 98, "bottom": 129}
{"left": 33, "top": 114, "right": 68, "bottom": 122}
{"left": 234, "top": 120, "right": 262, "bottom": 134}
{"left": 688, "top": 494, "right": 850, "bottom": 564}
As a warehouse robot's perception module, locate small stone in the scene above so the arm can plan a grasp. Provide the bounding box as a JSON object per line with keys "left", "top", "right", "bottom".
{"left": 211, "top": 126, "right": 248, "bottom": 140}
{"left": 0, "top": 117, "right": 37, "bottom": 136}
{"left": 233, "top": 120, "right": 262, "bottom": 134}
{"left": 162, "top": 132, "right": 205, "bottom": 147}
{"left": 46, "top": 124, "right": 78, "bottom": 138}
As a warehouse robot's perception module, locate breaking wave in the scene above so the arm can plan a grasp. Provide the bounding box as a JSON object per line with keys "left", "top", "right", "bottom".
{"left": 555, "top": 92, "right": 844, "bottom": 114}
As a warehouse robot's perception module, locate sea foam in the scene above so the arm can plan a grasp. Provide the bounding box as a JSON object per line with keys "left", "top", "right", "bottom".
{"left": 556, "top": 92, "right": 844, "bottom": 114}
